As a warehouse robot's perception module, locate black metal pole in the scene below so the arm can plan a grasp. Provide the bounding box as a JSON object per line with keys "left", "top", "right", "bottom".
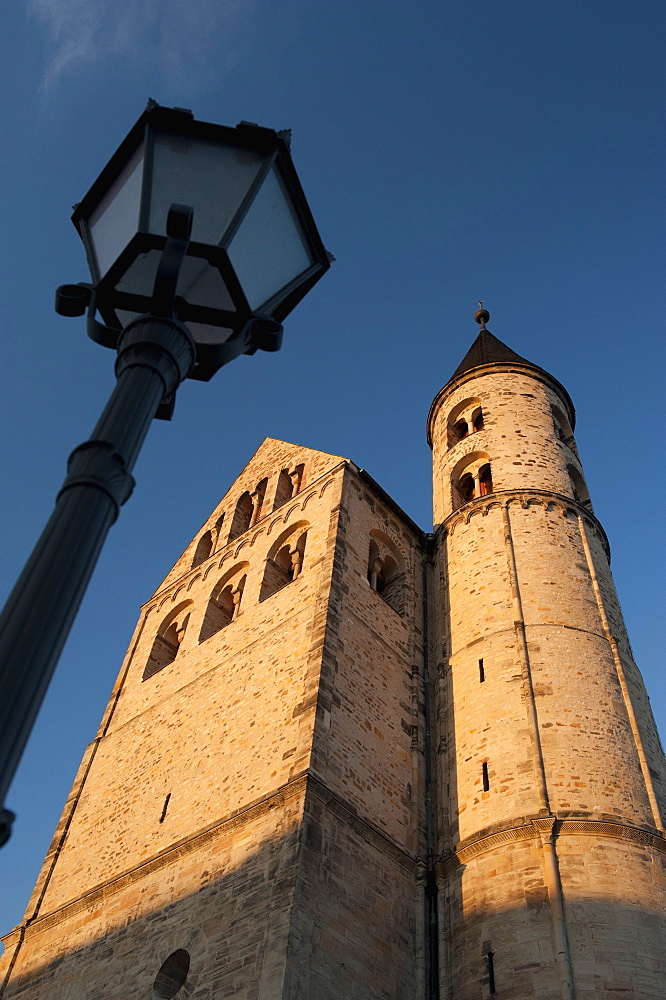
{"left": 0, "top": 315, "right": 195, "bottom": 843}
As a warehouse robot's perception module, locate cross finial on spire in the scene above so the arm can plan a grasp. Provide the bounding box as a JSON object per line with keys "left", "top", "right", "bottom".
{"left": 474, "top": 302, "right": 490, "bottom": 331}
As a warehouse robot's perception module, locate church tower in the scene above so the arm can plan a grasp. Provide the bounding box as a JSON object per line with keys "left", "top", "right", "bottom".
{"left": 428, "top": 308, "right": 665, "bottom": 999}
{"left": 1, "top": 311, "right": 664, "bottom": 999}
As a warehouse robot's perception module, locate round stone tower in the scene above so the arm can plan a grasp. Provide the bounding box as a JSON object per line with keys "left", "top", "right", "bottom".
{"left": 428, "top": 310, "right": 666, "bottom": 1000}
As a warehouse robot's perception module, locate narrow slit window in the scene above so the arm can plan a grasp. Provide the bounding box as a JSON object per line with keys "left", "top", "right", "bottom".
{"left": 487, "top": 950, "right": 496, "bottom": 994}
{"left": 482, "top": 761, "right": 490, "bottom": 792}
{"left": 160, "top": 793, "right": 171, "bottom": 824}
{"left": 479, "top": 658, "right": 485, "bottom": 682}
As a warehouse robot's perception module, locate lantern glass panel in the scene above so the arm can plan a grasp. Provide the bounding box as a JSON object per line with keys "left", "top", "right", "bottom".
{"left": 116, "top": 249, "right": 160, "bottom": 297}
{"left": 177, "top": 255, "right": 236, "bottom": 311}
{"left": 227, "top": 164, "right": 314, "bottom": 311}
{"left": 149, "top": 133, "right": 265, "bottom": 244}
{"left": 89, "top": 144, "right": 144, "bottom": 280}
{"left": 117, "top": 251, "right": 236, "bottom": 310}
{"left": 184, "top": 321, "right": 235, "bottom": 345}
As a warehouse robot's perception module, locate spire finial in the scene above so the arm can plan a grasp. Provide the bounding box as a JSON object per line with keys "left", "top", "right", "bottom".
{"left": 474, "top": 301, "right": 490, "bottom": 331}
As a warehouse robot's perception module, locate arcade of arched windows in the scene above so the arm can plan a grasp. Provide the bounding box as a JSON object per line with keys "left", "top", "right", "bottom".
{"left": 447, "top": 397, "right": 485, "bottom": 449}
{"left": 190, "top": 465, "right": 307, "bottom": 569}
{"left": 448, "top": 449, "right": 591, "bottom": 513}
{"left": 145, "top": 524, "right": 311, "bottom": 678}
{"left": 367, "top": 529, "right": 406, "bottom": 616}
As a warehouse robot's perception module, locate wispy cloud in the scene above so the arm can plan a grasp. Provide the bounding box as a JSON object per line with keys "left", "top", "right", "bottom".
{"left": 28, "top": 0, "right": 254, "bottom": 92}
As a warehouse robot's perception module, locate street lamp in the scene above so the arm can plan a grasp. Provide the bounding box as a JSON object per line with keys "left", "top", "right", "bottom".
{"left": 0, "top": 102, "right": 331, "bottom": 844}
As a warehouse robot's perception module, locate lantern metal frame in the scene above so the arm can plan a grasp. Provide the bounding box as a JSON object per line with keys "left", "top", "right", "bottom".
{"left": 61, "top": 103, "right": 331, "bottom": 383}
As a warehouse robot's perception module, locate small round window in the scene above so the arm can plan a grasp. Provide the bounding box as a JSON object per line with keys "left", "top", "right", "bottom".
{"left": 153, "top": 949, "right": 190, "bottom": 1000}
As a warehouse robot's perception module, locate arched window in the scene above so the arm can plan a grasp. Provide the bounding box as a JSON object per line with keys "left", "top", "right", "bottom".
{"left": 551, "top": 404, "right": 573, "bottom": 442}
{"left": 367, "top": 531, "right": 405, "bottom": 615}
{"left": 567, "top": 464, "right": 592, "bottom": 510}
{"left": 191, "top": 530, "right": 213, "bottom": 569}
{"left": 199, "top": 565, "right": 248, "bottom": 642}
{"left": 273, "top": 469, "right": 294, "bottom": 510}
{"left": 143, "top": 602, "right": 193, "bottom": 681}
{"left": 552, "top": 404, "right": 579, "bottom": 457}
{"left": 228, "top": 491, "right": 253, "bottom": 542}
{"left": 447, "top": 397, "right": 484, "bottom": 449}
{"left": 451, "top": 452, "right": 493, "bottom": 511}
{"left": 260, "top": 524, "right": 308, "bottom": 602}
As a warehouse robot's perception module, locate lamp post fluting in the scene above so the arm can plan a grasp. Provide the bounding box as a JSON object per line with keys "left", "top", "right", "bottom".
{"left": 0, "top": 103, "right": 331, "bottom": 844}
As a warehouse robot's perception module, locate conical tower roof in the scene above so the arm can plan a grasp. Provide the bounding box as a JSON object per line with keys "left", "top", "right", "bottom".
{"left": 450, "top": 327, "right": 533, "bottom": 379}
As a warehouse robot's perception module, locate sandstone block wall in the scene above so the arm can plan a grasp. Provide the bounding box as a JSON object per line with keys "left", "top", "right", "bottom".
{"left": 440, "top": 838, "right": 561, "bottom": 1000}
{"left": 1, "top": 783, "right": 305, "bottom": 1000}
{"left": 284, "top": 782, "right": 418, "bottom": 999}
{"left": 438, "top": 826, "right": 666, "bottom": 1000}
{"left": 310, "top": 467, "right": 426, "bottom": 852}
{"left": 30, "top": 441, "right": 348, "bottom": 915}
{"left": 2, "top": 440, "right": 425, "bottom": 999}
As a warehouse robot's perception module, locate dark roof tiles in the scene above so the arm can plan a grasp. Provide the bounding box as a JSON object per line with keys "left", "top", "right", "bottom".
{"left": 451, "top": 329, "right": 534, "bottom": 380}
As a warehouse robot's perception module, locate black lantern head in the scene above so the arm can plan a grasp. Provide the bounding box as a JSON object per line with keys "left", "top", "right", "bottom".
{"left": 69, "top": 104, "right": 331, "bottom": 379}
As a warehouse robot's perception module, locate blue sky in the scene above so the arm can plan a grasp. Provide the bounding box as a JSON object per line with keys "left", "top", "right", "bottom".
{"left": 1, "top": 0, "right": 664, "bottom": 936}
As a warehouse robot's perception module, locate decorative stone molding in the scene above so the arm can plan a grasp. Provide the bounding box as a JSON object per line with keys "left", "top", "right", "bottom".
{"left": 441, "top": 489, "right": 610, "bottom": 559}
{"left": 436, "top": 817, "right": 666, "bottom": 878}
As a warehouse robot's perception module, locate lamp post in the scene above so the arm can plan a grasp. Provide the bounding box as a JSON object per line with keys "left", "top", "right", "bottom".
{"left": 0, "top": 102, "right": 331, "bottom": 844}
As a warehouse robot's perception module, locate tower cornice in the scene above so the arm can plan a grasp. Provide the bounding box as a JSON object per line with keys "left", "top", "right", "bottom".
{"left": 435, "top": 817, "right": 666, "bottom": 879}
{"left": 435, "top": 488, "right": 610, "bottom": 561}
